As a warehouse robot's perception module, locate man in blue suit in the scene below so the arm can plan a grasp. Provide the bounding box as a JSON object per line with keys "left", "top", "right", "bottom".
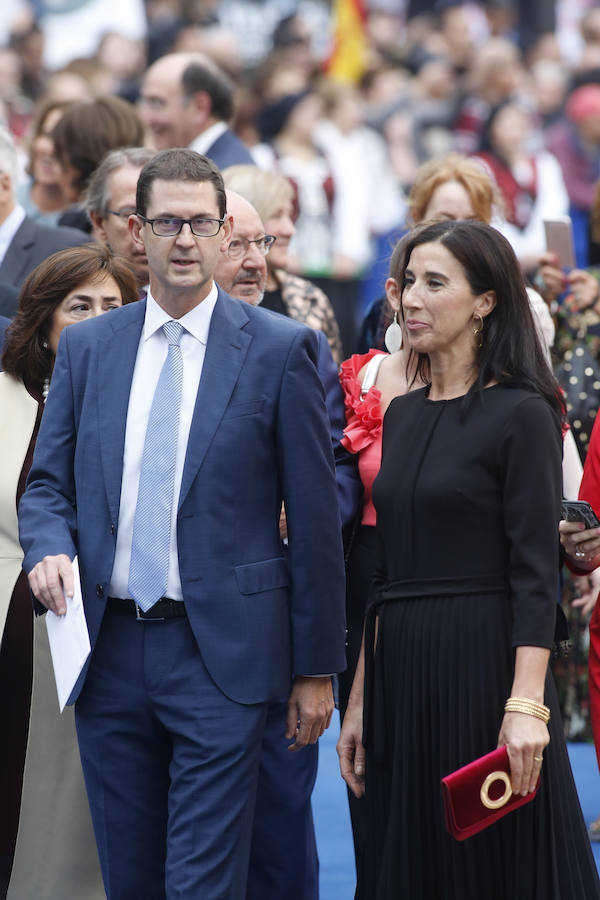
{"left": 18, "top": 149, "right": 346, "bottom": 900}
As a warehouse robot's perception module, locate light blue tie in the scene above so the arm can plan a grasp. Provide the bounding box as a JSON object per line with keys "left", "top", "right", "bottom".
{"left": 128, "top": 320, "right": 184, "bottom": 611}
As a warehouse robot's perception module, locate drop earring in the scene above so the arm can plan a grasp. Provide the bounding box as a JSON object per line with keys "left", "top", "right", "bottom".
{"left": 384, "top": 311, "right": 403, "bottom": 353}
{"left": 472, "top": 313, "right": 483, "bottom": 349}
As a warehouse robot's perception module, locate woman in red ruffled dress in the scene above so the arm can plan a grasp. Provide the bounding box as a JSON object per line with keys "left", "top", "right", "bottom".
{"left": 338, "top": 240, "right": 422, "bottom": 877}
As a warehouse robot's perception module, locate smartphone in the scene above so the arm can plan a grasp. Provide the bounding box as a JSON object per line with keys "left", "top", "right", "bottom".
{"left": 544, "top": 217, "right": 576, "bottom": 270}
{"left": 561, "top": 499, "right": 600, "bottom": 529}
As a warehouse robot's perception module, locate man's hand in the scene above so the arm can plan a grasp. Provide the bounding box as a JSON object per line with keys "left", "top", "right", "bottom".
{"left": 286, "top": 675, "right": 334, "bottom": 752}
{"left": 28, "top": 554, "right": 74, "bottom": 615}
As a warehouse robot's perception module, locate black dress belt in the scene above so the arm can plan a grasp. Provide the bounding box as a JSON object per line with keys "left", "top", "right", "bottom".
{"left": 107, "top": 596, "right": 187, "bottom": 621}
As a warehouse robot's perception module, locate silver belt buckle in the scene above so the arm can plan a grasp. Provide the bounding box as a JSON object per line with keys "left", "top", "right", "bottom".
{"left": 135, "top": 601, "right": 165, "bottom": 622}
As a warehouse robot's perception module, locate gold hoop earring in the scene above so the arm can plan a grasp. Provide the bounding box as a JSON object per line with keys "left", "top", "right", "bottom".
{"left": 473, "top": 313, "right": 483, "bottom": 349}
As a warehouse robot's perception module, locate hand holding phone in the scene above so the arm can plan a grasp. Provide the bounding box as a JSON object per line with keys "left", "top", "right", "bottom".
{"left": 560, "top": 500, "right": 600, "bottom": 563}
{"left": 561, "top": 500, "right": 600, "bottom": 529}
{"left": 544, "top": 218, "right": 576, "bottom": 271}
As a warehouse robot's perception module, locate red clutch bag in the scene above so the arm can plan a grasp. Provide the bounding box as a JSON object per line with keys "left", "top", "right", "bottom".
{"left": 441, "top": 745, "right": 540, "bottom": 841}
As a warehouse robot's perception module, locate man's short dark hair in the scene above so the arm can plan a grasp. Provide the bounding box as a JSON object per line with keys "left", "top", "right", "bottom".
{"left": 181, "top": 60, "right": 234, "bottom": 122}
{"left": 136, "top": 148, "right": 227, "bottom": 218}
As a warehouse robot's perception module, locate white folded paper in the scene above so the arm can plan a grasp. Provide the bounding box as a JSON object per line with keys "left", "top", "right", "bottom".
{"left": 45, "top": 556, "right": 91, "bottom": 712}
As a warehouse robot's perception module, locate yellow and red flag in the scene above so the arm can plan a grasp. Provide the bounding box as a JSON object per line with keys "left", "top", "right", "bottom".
{"left": 325, "top": 0, "right": 369, "bottom": 84}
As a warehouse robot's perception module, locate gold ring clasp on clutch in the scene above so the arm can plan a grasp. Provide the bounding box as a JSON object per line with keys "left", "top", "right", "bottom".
{"left": 480, "top": 771, "right": 512, "bottom": 810}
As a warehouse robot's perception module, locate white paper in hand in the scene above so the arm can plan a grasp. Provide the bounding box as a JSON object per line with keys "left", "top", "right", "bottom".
{"left": 45, "top": 556, "right": 91, "bottom": 712}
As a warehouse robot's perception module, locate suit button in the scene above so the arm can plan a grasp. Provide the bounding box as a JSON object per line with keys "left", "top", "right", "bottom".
{"left": 110, "top": 523, "right": 115, "bottom": 535}
{"left": 96, "top": 584, "right": 104, "bottom": 597}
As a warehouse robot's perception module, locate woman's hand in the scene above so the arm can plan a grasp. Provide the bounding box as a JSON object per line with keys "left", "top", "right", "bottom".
{"left": 536, "top": 252, "right": 566, "bottom": 303}
{"left": 572, "top": 569, "right": 600, "bottom": 617}
{"left": 567, "top": 269, "right": 600, "bottom": 311}
{"left": 497, "top": 711, "right": 549, "bottom": 795}
{"left": 560, "top": 519, "right": 600, "bottom": 565}
{"left": 337, "top": 701, "right": 365, "bottom": 798}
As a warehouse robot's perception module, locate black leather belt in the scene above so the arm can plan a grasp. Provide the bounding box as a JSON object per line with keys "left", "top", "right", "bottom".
{"left": 107, "top": 596, "right": 187, "bottom": 621}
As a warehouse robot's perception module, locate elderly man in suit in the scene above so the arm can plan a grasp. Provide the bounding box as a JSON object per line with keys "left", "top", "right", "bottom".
{"left": 216, "top": 189, "right": 359, "bottom": 899}
{"left": 18, "top": 149, "right": 346, "bottom": 900}
{"left": 0, "top": 127, "right": 88, "bottom": 294}
{"left": 84, "top": 146, "right": 156, "bottom": 294}
{"left": 140, "top": 52, "right": 255, "bottom": 168}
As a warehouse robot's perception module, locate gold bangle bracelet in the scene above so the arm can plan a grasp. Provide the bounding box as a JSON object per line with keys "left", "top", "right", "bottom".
{"left": 505, "top": 696, "right": 548, "bottom": 713}
{"left": 505, "top": 697, "right": 549, "bottom": 716}
{"left": 504, "top": 697, "right": 550, "bottom": 724}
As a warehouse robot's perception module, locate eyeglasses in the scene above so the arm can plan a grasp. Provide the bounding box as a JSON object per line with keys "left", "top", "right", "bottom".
{"left": 227, "top": 234, "right": 276, "bottom": 260}
{"left": 107, "top": 208, "right": 137, "bottom": 221}
{"left": 138, "top": 215, "right": 225, "bottom": 237}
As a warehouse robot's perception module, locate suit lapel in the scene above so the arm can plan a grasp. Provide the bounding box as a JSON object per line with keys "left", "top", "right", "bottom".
{"left": 178, "top": 291, "right": 251, "bottom": 509}
{"left": 97, "top": 302, "right": 145, "bottom": 522}
{"left": 0, "top": 217, "right": 35, "bottom": 287}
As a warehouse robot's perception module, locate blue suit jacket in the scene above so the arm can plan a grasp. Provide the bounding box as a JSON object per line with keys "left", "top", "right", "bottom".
{"left": 19, "top": 290, "right": 346, "bottom": 705}
{"left": 314, "top": 330, "right": 360, "bottom": 529}
{"left": 205, "top": 127, "right": 255, "bottom": 169}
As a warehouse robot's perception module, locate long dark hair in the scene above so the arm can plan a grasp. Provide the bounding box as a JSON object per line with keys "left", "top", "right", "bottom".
{"left": 393, "top": 219, "right": 565, "bottom": 425}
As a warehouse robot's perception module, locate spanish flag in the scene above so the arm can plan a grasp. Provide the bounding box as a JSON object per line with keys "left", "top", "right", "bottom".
{"left": 325, "top": 0, "right": 369, "bottom": 84}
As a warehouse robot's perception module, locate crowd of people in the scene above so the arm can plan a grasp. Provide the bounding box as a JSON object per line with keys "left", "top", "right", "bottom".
{"left": 1, "top": 1, "right": 600, "bottom": 898}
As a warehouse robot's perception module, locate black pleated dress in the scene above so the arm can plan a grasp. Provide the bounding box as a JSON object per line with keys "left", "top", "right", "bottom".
{"left": 360, "top": 384, "right": 600, "bottom": 900}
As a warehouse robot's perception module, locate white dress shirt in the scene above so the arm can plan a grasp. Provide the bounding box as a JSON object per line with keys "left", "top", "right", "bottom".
{"left": 0, "top": 203, "right": 26, "bottom": 266}
{"left": 108, "top": 284, "right": 218, "bottom": 601}
{"left": 189, "top": 121, "right": 228, "bottom": 157}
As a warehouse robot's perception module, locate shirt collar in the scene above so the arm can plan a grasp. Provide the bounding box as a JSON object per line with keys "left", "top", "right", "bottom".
{"left": 143, "top": 282, "right": 219, "bottom": 344}
{"left": 189, "top": 121, "right": 228, "bottom": 156}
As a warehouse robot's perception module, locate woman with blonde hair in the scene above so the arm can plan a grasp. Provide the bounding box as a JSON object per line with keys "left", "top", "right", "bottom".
{"left": 359, "top": 153, "right": 555, "bottom": 360}
{"left": 223, "top": 163, "right": 343, "bottom": 363}
{"left": 407, "top": 152, "right": 497, "bottom": 224}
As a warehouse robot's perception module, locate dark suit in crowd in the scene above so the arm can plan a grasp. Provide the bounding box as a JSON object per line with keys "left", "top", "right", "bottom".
{"left": 202, "top": 128, "right": 256, "bottom": 170}
{"left": 0, "top": 285, "right": 18, "bottom": 318}
{"left": 0, "top": 216, "right": 88, "bottom": 290}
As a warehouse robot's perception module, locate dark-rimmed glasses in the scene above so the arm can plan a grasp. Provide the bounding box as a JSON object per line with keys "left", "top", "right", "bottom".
{"left": 227, "top": 234, "right": 276, "bottom": 260}
{"left": 138, "top": 215, "right": 225, "bottom": 237}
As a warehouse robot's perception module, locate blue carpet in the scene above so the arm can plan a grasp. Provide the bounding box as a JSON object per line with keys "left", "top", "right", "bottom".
{"left": 312, "top": 723, "right": 600, "bottom": 899}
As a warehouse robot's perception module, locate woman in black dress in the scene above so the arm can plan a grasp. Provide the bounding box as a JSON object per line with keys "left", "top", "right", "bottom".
{"left": 338, "top": 219, "right": 600, "bottom": 899}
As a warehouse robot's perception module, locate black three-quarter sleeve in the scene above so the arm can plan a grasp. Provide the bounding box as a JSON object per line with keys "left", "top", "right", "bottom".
{"left": 498, "top": 395, "right": 563, "bottom": 649}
